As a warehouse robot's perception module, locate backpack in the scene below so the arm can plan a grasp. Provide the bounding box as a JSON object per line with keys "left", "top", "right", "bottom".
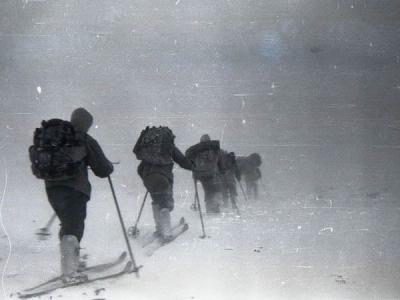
{"left": 193, "top": 149, "right": 219, "bottom": 179}
{"left": 219, "top": 151, "right": 236, "bottom": 172}
{"left": 133, "top": 126, "right": 175, "bottom": 165}
{"left": 248, "top": 153, "right": 262, "bottom": 167}
{"left": 29, "top": 119, "right": 86, "bottom": 181}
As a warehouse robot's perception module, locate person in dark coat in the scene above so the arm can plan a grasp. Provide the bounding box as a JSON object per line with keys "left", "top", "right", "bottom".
{"left": 219, "top": 150, "right": 241, "bottom": 210}
{"left": 186, "top": 134, "right": 224, "bottom": 214}
{"left": 236, "top": 153, "right": 262, "bottom": 200}
{"left": 135, "top": 128, "right": 192, "bottom": 242}
{"left": 45, "top": 108, "right": 114, "bottom": 282}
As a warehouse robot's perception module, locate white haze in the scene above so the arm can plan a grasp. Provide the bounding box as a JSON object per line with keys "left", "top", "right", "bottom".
{"left": 0, "top": 0, "right": 400, "bottom": 299}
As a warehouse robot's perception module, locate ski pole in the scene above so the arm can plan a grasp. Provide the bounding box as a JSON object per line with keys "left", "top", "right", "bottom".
{"left": 193, "top": 179, "right": 207, "bottom": 238}
{"left": 36, "top": 213, "right": 57, "bottom": 239}
{"left": 190, "top": 192, "right": 198, "bottom": 211}
{"left": 238, "top": 180, "right": 249, "bottom": 202}
{"left": 107, "top": 176, "right": 141, "bottom": 277}
{"left": 128, "top": 191, "right": 149, "bottom": 238}
{"left": 44, "top": 213, "right": 57, "bottom": 229}
{"left": 230, "top": 193, "right": 241, "bottom": 216}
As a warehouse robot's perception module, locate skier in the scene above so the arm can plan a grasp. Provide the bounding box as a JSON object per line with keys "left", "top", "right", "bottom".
{"left": 219, "top": 150, "right": 241, "bottom": 210}
{"left": 29, "top": 108, "right": 114, "bottom": 283}
{"left": 133, "top": 126, "right": 192, "bottom": 243}
{"left": 186, "top": 134, "right": 224, "bottom": 214}
{"left": 236, "top": 153, "right": 262, "bottom": 200}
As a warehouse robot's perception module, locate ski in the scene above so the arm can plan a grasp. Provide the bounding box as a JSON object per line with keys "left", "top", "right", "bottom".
{"left": 144, "top": 222, "right": 189, "bottom": 257}
{"left": 23, "top": 252, "right": 127, "bottom": 292}
{"left": 18, "top": 261, "right": 133, "bottom": 299}
{"left": 140, "top": 217, "right": 186, "bottom": 248}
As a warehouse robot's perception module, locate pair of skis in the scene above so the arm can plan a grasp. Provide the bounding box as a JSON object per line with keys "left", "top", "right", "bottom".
{"left": 140, "top": 217, "right": 189, "bottom": 256}
{"left": 20, "top": 218, "right": 189, "bottom": 298}
{"left": 18, "top": 252, "right": 138, "bottom": 299}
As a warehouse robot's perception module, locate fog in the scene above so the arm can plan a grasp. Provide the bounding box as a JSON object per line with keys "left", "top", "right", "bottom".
{"left": 1, "top": 0, "right": 400, "bottom": 299}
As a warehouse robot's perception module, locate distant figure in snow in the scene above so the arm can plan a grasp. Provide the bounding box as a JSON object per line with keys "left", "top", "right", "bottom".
{"left": 133, "top": 126, "right": 192, "bottom": 242}
{"left": 236, "top": 153, "right": 262, "bottom": 200}
{"left": 29, "top": 108, "right": 114, "bottom": 283}
{"left": 219, "top": 150, "right": 241, "bottom": 210}
{"left": 186, "top": 134, "right": 224, "bottom": 214}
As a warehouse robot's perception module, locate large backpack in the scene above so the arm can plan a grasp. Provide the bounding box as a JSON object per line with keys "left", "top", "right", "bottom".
{"left": 193, "top": 149, "right": 220, "bottom": 179}
{"left": 29, "top": 119, "right": 86, "bottom": 181}
{"left": 219, "top": 151, "right": 236, "bottom": 172}
{"left": 248, "top": 153, "right": 262, "bottom": 167}
{"left": 133, "top": 126, "right": 175, "bottom": 165}
{"left": 185, "top": 140, "right": 220, "bottom": 179}
{"left": 236, "top": 156, "right": 250, "bottom": 174}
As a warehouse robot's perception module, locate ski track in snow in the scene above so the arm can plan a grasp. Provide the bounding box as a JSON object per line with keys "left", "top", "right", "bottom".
{"left": 0, "top": 158, "right": 11, "bottom": 300}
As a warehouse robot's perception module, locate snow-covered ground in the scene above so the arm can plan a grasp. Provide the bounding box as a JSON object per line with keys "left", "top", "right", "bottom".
{"left": 1, "top": 0, "right": 400, "bottom": 299}
{"left": 2, "top": 140, "right": 400, "bottom": 299}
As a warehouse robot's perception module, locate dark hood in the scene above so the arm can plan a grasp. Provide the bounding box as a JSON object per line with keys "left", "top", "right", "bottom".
{"left": 200, "top": 134, "right": 211, "bottom": 142}
{"left": 248, "top": 153, "right": 262, "bottom": 167}
{"left": 70, "top": 108, "right": 93, "bottom": 133}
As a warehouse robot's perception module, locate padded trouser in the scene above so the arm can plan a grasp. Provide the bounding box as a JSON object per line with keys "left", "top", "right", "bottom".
{"left": 148, "top": 182, "right": 174, "bottom": 240}
{"left": 46, "top": 186, "right": 89, "bottom": 242}
{"left": 199, "top": 177, "right": 222, "bottom": 213}
{"left": 222, "top": 178, "right": 238, "bottom": 208}
{"left": 245, "top": 180, "right": 259, "bottom": 200}
{"left": 149, "top": 184, "right": 174, "bottom": 211}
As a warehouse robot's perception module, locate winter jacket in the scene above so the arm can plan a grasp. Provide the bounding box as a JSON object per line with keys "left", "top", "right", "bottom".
{"left": 138, "top": 146, "right": 193, "bottom": 184}
{"left": 45, "top": 108, "right": 114, "bottom": 197}
{"left": 219, "top": 151, "right": 241, "bottom": 181}
{"left": 236, "top": 157, "right": 262, "bottom": 182}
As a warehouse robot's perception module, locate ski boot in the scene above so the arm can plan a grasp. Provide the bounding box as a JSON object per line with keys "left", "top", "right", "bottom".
{"left": 159, "top": 208, "right": 173, "bottom": 243}
{"left": 152, "top": 204, "right": 163, "bottom": 238}
{"left": 61, "top": 272, "right": 88, "bottom": 284}
{"left": 60, "top": 235, "right": 88, "bottom": 284}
